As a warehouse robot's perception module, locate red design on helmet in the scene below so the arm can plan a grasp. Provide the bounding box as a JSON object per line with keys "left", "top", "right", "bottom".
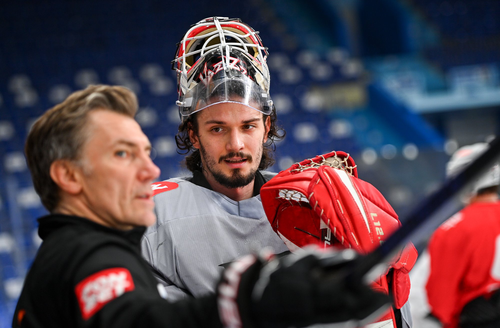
{"left": 172, "top": 17, "right": 273, "bottom": 121}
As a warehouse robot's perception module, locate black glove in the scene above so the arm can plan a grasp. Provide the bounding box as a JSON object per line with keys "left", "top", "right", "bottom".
{"left": 217, "top": 247, "right": 391, "bottom": 328}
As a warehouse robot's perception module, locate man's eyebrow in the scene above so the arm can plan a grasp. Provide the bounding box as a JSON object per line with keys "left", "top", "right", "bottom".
{"left": 203, "top": 117, "right": 262, "bottom": 125}
{"left": 114, "top": 139, "right": 152, "bottom": 150}
{"left": 203, "top": 120, "right": 225, "bottom": 125}
{"left": 242, "top": 117, "right": 262, "bottom": 124}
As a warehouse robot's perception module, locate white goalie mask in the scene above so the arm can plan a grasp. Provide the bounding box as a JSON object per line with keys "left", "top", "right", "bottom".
{"left": 447, "top": 142, "right": 500, "bottom": 199}
{"left": 172, "top": 16, "right": 273, "bottom": 121}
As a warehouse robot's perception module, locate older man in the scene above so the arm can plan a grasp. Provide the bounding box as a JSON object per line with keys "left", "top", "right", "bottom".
{"left": 13, "top": 84, "right": 389, "bottom": 328}
{"left": 426, "top": 143, "right": 500, "bottom": 328}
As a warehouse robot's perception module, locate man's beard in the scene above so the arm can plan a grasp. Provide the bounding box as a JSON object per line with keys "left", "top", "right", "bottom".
{"left": 199, "top": 142, "right": 262, "bottom": 189}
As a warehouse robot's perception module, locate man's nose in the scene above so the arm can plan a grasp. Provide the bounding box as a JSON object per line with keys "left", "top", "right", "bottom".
{"left": 226, "top": 129, "right": 244, "bottom": 152}
{"left": 138, "top": 154, "right": 161, "bottom": 182}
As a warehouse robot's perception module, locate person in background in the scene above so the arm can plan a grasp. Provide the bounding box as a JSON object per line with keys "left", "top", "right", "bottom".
{"left": 426, "top": 142, "right": 500, "bottom": 328}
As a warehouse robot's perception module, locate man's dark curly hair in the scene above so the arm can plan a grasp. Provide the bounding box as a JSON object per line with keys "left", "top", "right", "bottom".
{"left": 175, "top": 106, "right": 285, "bottom": 173}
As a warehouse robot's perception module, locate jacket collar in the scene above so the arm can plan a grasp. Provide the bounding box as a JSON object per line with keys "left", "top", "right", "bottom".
{"left": 37, "top": 213, "right": 146, "bottom": 246}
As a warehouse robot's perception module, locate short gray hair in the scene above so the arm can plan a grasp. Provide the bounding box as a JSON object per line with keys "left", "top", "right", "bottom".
{"left": 25, "top": 85, "right": 138, "bottom": 212}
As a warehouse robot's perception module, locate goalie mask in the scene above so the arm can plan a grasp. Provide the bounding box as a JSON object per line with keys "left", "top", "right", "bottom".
{"left": 172, "top": 16, "right": 273, "bottom": 121}
{"left": 447, "top": 142, "right": 500, "bottom": 197}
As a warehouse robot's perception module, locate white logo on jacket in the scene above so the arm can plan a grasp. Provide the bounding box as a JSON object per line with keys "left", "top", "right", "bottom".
{"left": 75, "top": 268, "right": 135, "bottom": 320}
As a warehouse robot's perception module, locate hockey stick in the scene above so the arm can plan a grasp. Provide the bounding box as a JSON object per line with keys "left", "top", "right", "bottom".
{"left": 348, "top": 136, "right": 500, "bottom": 282}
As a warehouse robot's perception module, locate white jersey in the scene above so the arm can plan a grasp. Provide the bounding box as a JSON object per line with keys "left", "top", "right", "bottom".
{"left": 142, "top": 170, "right": 289, "bottom": 300}
{"left": 141, "top": 170, "right": 413, "bottom": 328}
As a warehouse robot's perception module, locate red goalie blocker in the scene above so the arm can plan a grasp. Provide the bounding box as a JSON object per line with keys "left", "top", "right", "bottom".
{"left": 260, "top": 151, "right": 418, "bottom": 312}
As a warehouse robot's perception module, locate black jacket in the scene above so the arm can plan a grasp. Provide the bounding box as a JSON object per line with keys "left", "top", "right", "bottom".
{"left": 13, "top": 214, "right": 222, "bottom": 328}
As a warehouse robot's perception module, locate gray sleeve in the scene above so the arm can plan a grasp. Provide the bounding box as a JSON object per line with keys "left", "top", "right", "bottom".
{"left": 141, "top": 231, "right": 192, "bottom": 301}
{"left": 400, "top": 301, "right": 413, "bottom": 328}
{"left": 141, "top": 233, "right": 154, "bottom": 265}
{"left": 163, "top": 285, "right": 192, "bottom": 301}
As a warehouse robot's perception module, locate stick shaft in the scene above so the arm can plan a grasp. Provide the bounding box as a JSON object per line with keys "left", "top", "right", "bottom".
{"left": 353, "top": 137, "right": 500, "bottom": 281}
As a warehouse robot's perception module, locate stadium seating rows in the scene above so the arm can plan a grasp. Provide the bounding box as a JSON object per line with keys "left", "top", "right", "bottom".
{"left": 0, "top": 1, "right": 496, "bottom": 326}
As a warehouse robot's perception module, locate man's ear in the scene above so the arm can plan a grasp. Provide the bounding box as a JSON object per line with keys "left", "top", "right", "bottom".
{"left": 49, "top": 160, "right": 83, "bottom": 195}
{"left": 263, "top": 116, "right": 271, "bottom": 143}
{"left": 188, "top": 122, "right": 200, "bottom": 150}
